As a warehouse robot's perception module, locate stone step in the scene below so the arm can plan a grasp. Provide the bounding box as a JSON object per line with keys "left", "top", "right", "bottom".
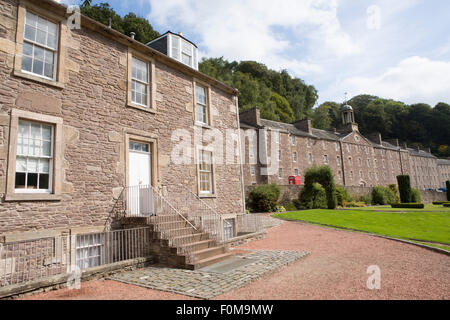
{"left": 151, "top": 220, "right": 191, "bottom": 231}
{"left": 187, "top": 251, "right": 234, "bottom": 270}
{"left": 192, "top": 246, "right": 227, "bottom": 261}
{"left": 170, "top": 232, "right": 210, "bottom": 247}
{"left": 161, "top": 227, "right": 197, "bottom": 238}
{"left": 147, "top": 214, "right": 187, "bottom": 224}
{"left": 175, "top": 239, "right": 216, "bottom": 253}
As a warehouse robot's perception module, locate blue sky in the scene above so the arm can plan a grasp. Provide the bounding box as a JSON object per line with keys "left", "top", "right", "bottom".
{"left": 61, "top": 0, "right": 450, "bottom": 106}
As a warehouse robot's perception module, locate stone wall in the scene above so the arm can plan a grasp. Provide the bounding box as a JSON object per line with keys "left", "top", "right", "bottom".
{"left": 0, "top": 0, "right": 244, "bottom": 238}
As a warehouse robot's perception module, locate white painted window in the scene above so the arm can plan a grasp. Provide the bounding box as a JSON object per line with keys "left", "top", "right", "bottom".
{"left": 76, "top": 233, "right": 105, "bottom": 270}
{"left": 322, "top": 141, "right": 326, "bottom": 150}
{"left": 293, "top": 152, "right": 297, "bottom": 162}
{"left": 348, "top": 157, "right": 352, "bottom": 166}
{"left": 22, "top": 11, "right": 59, "bottom": 80}
{"left": 367, "top": 159, "right": 371, "bottom": 167}
{"left": 131, "top": 57, "right": 150, "bottom": 107}
{"left": 275, "top": 131, "right": 280, "bottom": 144}
{"left": 360, "top": 171, "right": 363, "bottom": 179}
{"left": 278, "top": 168, "right": 283, "bottom": 179}
{"left": 15, "top": 120, "right": 53, "bottom": 193}
{"left": 169, "top": 34, "right": 198, "bottom": 70}
{"left": 198, "top": 150, "right": 213, "bottom": 194}
{"left": 251, "top": 165, "right": 256, "bottom": 176}
{"left": 374, "top": 159, "right": 377, "bottom": 168}
{"left": 291, "top": 135, "right": 295, "bottom": 145}
{"left": 337, "top": 155, "right": 341, "bottom": 165}
{"left": 294, "top": 168, "right": 299, "bottom": 176}
{"left": 195, "top": 85, "right": 209, "bottom": 125}
{"left": 323, "top": 155, "right": 328, "bottom": 164}
{"left": 308, "top": 153, "right": 312, "bottom": 164}
{"left": 278, "top": 149, "right": 281, "bottom": 161}
{"left": 350, "top": 171, "right": 353, "bottom": 180}
{"left": 306, "top": 138, "right": 310, "bottom": 148}
{"left": 338, "top": 171, "right": 342, "bottom": 180}
{"left": 376, "top": 172, "right": 379, "bottom": 181}
{"left": 249, "top": 141, "right": 254, "bottom": 159}
{"left": 382, "top": 159, "right": 385, "bottom": 168}
{"left": 358, "top": 158, "right": 362, "bottom": 167}
{"left": 346, "top": 144, "right": 350, "bottom": 152}
{"left": 335, "top": 142, "right": 339, "bottom": 151}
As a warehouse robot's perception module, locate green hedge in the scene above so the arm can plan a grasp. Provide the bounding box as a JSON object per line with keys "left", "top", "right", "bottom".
{"left": 411, "top": 188, "right": 422, "bottom": 203}
{"left": 444, "top": 203, "right": 450, "bottom": 207}
{"left": 248, "top": 183, "right": 280, "bottom": 213}
{"left": 391, "top": 203, "right": 425, "bottom": 209}
{"left": 397, "top": 175, "right": 412, "bottom": 203}
{"left": 300, "top": 182, "right": 327, "bottom": 209}
{"left": 302, "top": 165, "right": 337, "bottom": 209}
{"left": 432, "top": 201, "right": 450, "bottom": 205}
{"left": 372, "top": 186, "right": 398, "bottom": 205}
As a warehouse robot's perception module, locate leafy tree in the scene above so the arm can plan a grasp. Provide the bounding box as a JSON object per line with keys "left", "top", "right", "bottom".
{"left": 122, "top": 13, "right": 160, "bottom": 44}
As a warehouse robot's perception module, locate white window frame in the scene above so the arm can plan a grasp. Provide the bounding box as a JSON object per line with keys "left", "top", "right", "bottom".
{"left": 198, "top": 149, "right": 214, "bottom": 195}
{"left": 21, "top": 10, "right": 59, "bottom": 81}
{"left": 291, "top": 135, "right": 295, "bottom": 145}
{"left": 131, "top": 57, "right": 150, "bottom": 108}
{"left": 168, "top": 33, "right": 198, "bottom": 70}
{"left": 278, "top": 168, "right": 283, "bottom": 179}
{"left": 278, "top": 149, "right": 281, "bottom": 161}
{"left": 293, "top": 152, "right": 297, "bottom": 163}
{"left": 251, "top": 165, "right": 256, "bottom": 176}
{"left": 323, "top": 155, "right": 328, "bottom": 164}
{"left": 195, "top": 84, "right": 209, "bottom": 126}
{"left": 14, "top": 120, "right": 54, "bottom": 194}
{"left": 306, "top": 138, "right": 310, "bottom": 148}
{"left": 294, "top": 168, "right": 299, "bottom": 176}
{"left": 76, "top": 233, "right": 105, "bottom": 270}
{"left": 308, "top": 153, "right": 312, "bottom": 164}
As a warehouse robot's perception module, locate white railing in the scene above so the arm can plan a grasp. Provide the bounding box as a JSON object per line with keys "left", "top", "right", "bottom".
{"left": 123, "top": 185, "right": 198, "bottom": 262}
{"left": 0, "top": 227, "right": 151, "bottom": 288}
{"left": 236, "top": 214, "right": 264, "bottom": 234}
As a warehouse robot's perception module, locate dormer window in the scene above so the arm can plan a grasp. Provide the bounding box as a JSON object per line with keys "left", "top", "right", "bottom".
{"left": 147, "top": 32, "right": 198, "bottom": 70}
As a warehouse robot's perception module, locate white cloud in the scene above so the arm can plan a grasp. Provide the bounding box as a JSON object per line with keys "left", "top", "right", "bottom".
{"left": 147, "top": 0, "right": 359, "bottom": 75}
{"left": 334, "top": 56, "right": 450, "bottom": 105}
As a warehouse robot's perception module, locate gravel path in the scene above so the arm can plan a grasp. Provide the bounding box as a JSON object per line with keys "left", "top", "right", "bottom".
{"left": 22, "top": 218, "right": 450, "bottom": 300}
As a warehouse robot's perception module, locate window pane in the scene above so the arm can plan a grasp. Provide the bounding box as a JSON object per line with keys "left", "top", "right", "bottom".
{"left": 15, "top": 172, "right": 26, "bottom": 189}
{"left": 39, "top": 173, "right": 49, "bottom": 189}
{"left": 42, "top": 141, "right": 51, "bottom": 156}
{"left": 24, "top": 25, "right": 36, "bottom": 42}
{"left": 16, "top": 157, "right": 27, "bottom": 172}
{"left": 44, "top": 63, "right": 53, "bottom": 78}
{"left": 23, "top": 42, "right": 33, "bottom": 57}
{"left": 39, "top": 158, "right": 50, "bottom": 173}
{"left": 22, "top": 56, "right": 33, "bottom": 72}
{"left": 32, "top": 59, "right": 44, "bottom": 75}
{"left": 27, "top": 158, "right": 38, "bottom": 173}
{"left": 47, "top": 33, "right": 57, "bottom": 50}
{"left": 36, "top": 29, "right": 47, "bottom": 46}
{"left": 27, "top": 173, "right": 38, "bottom": 189}
{"left": 26, "top": 11, "right": 38, "bottom": 27}
{"left": 196, "top": 86, "right": 206, "bottom": 104}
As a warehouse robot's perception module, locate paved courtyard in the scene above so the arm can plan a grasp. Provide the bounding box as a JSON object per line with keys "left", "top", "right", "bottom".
{"left": 22, "top": 215, "right": 450, "bottom": 300}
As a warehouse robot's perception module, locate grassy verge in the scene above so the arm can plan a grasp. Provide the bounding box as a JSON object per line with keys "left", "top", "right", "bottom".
{"left": 273, "top": 207, "right": 450, "bottom": 244}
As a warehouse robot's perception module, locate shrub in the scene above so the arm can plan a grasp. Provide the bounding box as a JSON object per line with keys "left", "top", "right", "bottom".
{"left": 411, "top": 188, "right": 422, "bottom": 203}
{"left": 275, "top": 205, "right": 286, "bottom": 212}
{"left": 447, "top": 181, "right": 450, "bottom": 201}
{"left": 335, "top": 186, "right": 355, "bottom": 207}
{"left": 248, "top": 183, "right": 280, "bottom": 213}
{"left": 283, "top": 202, "right": 298, "bottom": 211}
{"left": 303, "top": 165, "right": 337, "bottom": 209}
{"left": 300, "top": 182, "right": 327, "bottom": 209}
{"left": 359, "top": 194, "right": 372, "bottom": 205}
{"left": 433, "top": 201, "right": 450, "bottom": 205}
{"left": 292, "top": 199, "right": 303, "bottom": 210}
{"left": 444, "top": 203, "right": 450, "bottom": 207}
{"left": 391, "top": 203, "right": 425, "bottom": 209}
{"left": 388, "top": 184, "right": 400, "bottom": 203}
{"left": 372, "top": 186, "right": 397, "bottom": 205}
{"left": 397, "top": 175, "right": 412, "bottom": 203}
{"left": 346, "top": 201, "right": 367, "bottom": 207}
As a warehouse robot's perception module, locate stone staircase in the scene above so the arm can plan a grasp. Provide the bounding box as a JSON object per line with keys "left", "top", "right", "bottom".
{"left": 120, "top": 214, "right": 233, "bottom": 270}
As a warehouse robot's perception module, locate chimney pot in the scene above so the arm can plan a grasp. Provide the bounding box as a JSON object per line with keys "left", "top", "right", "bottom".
{"left": 179, "top": 32, "right": 183, "bottom": 37}
{"left": 130, "top": 32, "right": 136, "bottom": 39}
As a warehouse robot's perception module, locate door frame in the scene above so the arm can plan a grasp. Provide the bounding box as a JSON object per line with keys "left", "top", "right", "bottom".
{"left": 125, "top": 133, "right": 159, "bottom": 188}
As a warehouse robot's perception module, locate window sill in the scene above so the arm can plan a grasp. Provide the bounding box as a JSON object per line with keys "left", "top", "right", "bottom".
{"left": 194, "top": 121, "right": 212, "bottom": 129}
{"left": 198, "top": 194, "right": 217, "bottom": 199}
{"left": 13, "top": 70, "right": 64, "bottom": 89}
{"left": 4, "top": 193, "right": 62, "bottom": 202}
{"left": 127, "top": 103, "right": 157, "bottom": 114}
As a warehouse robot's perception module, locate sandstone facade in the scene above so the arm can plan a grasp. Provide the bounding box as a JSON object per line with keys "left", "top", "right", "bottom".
{"left": 0, "top": 0, "right": 245, "bottom": 240}
{"left": 240, "top": 107, "right": 450, "bottom": 190}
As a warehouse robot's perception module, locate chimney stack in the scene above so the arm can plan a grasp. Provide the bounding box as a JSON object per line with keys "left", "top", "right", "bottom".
{"left": 293, "top": 118, "right": 312, "bottom": 134}
{"left": 130, "top": 32, "right": 136, "bottom": 39}
{"left": 179, "top": 32, "right": 183, "bottom": 37}
{"left": 108, "top": 17, "right": 112, "bottom": 28}
{"left": 239, "top": 107, "right": 261, "bottom": 127}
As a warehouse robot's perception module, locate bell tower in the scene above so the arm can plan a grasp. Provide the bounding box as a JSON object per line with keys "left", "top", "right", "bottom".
{"left": 340, "top": 93, "right": 359, "bottom": 132}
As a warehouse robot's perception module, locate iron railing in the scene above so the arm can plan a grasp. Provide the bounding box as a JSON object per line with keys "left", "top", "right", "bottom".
{"left": 0, "top": 227, "right": 151, "bottom": 288}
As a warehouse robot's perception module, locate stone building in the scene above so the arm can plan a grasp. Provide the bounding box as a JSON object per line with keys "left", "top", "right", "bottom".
{"left": 0, "top": 0, "right": 246, "bottom": 246}
{"left": 240, "top": 106, "right": 450, "bottom": 190}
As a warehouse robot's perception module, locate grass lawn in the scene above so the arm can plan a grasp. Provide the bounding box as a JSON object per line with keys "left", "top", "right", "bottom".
{"left": 273, "top": 205, "right": 450, "bottom": 245}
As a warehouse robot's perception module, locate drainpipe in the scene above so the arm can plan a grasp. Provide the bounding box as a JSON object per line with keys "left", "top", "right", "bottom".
{"left": 339, "top": 140, "right": 346, "bottom": 186}
{"left": 235, "top": 96, "right": 246, "bottom": 214}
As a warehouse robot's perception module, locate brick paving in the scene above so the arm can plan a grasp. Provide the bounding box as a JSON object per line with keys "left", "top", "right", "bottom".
{"left": 109, "top": 249, "right": 309, "bottom": 299}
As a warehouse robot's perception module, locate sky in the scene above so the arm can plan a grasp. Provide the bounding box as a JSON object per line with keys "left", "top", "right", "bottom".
{"left": 60, "top": 0, "right": 450, "bottom": 107}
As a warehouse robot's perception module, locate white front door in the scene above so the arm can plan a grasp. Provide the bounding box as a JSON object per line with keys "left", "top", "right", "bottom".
{"left": 128, "top": 141, "right": 152, "bottom": 216}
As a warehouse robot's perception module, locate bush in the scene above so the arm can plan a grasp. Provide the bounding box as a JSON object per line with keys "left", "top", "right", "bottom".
{"left": 391, "top": 203, "right": 425, "bottom": 209}
{"left": 447, "top": 181, "right": 450, "bottom": 201}
{"left": 346, "top": 201, "right": 367, "bottom": 207}
{"left": 248, "top": 183, "right": 280, "bottom": 213}
{"left": 292, "top": 199, "right": 303, "bottom": 210}
{"left": 433, "top": 201, "right": 450, "bottom": 205}
{"left": 300, "top": 182, "right": 327, "bottom": 209}
{"left": 335, "top": 186, "right": 355, "bottom": 207}
{"left": 275, "top": 205, "right": 286, "bottom": 212}
{"left": 359, "top": 194, "right": 372, "bottom": 205}
{"left": 388, "top": 184, "right": 400, "bottom": 203}
{"left": 372, "top": 186, "right": 398, "bottom": 205}
{"left": 303, "top": 165, "right": 337, "bottom": 209}
{"left": 283, "top": 202, "right": 298, "bottom": 211}
{"left": 411, "top": 188, "right": 422, "bottom": 203}
{"left": 444, "top": 203, "right": 450, "bottom": 207}
{"left": 397, "top": 175, "right": 412, "bottom": 203}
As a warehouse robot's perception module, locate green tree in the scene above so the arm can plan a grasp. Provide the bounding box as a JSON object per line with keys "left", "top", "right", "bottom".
{"left": 122, "top": 13, "right": 160, "bottom": 44}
